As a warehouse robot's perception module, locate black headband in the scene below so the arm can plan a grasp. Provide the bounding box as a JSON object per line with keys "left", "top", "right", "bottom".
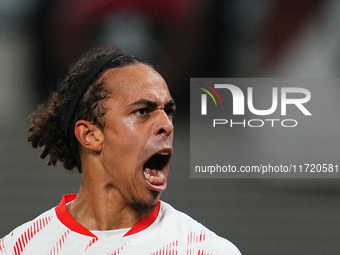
{"left": 62, "top": 51, "right": 123, "bottom": 141}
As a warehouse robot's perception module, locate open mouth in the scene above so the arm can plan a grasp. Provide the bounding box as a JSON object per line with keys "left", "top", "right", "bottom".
{"left": 143, "top": 151, "right": 171, "bottom": 186}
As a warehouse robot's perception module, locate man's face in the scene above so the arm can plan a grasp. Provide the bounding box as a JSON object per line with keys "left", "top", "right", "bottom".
{"left": 99, "top": 63, "right": 175, "bottom": 209}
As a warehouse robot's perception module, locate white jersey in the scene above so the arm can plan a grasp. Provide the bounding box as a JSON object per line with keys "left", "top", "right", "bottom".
{"left": 0, "top": 194, "right": 241, "bottom": 255}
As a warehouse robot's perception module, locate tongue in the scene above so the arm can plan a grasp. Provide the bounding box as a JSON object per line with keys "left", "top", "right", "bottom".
{"left": 144, "top": 168, "right": 165, "bottom": 185}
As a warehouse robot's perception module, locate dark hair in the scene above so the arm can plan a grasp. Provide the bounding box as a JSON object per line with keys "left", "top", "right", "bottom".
{"left": 28, "top": 46, "right": 144, "bottom": 172}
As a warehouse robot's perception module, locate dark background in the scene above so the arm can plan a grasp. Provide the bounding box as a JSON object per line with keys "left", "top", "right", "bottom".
{"left": 1, "top": 1, "right": 340, "bottom": 254}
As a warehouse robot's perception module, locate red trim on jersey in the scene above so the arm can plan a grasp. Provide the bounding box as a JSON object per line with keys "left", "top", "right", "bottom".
{"left": 55, "top": 194, "right": 97, "bottom": 238}
{"left": 55, "top": 194, "right": 161, "bottom": 238}
{"left": 123, "top": 201, "right": 161, "bottom": 237}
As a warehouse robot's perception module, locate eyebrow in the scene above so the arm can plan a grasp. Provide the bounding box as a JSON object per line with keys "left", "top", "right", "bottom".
{"left": 129, "top": 98, "right": 176, "bottom": 109}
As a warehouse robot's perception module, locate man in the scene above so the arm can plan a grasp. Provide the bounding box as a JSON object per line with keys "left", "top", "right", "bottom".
{"left": 0, "top": 46, "right": 241, "bottom": 254}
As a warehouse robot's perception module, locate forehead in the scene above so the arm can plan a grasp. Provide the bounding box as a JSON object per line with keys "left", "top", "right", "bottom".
{"left": 101, "top": 63, "right": 171, "bottom": 103}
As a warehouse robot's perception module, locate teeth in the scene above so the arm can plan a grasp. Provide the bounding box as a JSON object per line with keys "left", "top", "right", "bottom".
{"left": 158, "top": 151, "right": 170, "bottom": 155}
{"left": 144, "top": 171, "right": 165, "bottom": 185}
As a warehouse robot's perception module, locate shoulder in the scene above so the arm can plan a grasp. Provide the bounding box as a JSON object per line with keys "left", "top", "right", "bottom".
{"left": 159, "top": 201, "right": 241, "bottom": 255}
{"left": 0, "top": 208, "right": 56, "bottom": 254}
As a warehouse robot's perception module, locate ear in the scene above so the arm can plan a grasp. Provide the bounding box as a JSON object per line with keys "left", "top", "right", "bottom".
{"left": 74, "top": 120, "right": 104, "bottom": 152}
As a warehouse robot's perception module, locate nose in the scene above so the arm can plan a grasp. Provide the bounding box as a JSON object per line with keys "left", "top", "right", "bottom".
{"left": 153, "top": 109, "right": 174, "bottom": 137}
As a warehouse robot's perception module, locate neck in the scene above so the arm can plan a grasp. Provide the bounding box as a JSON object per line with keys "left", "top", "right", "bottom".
{"left": 67, "top": 177, "right": 152, "bottom": 231}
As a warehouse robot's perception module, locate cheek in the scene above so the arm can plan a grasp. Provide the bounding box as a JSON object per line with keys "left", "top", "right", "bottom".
{"left": 105, "top": 115, "right": 138, "bottom": 140}
{"left": 104, "top": 115, "right": 153, "bottom": 158}
{"left": 123, "top": 117, "right": 137, "bottom": 131}
{"left": 104, "top": 120, "right": 145, "bottom": 155}
{"left": 122, "top": 116, "right": 153, "bottom": 142}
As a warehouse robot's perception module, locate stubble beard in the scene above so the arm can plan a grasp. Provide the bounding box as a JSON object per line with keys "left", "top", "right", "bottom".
{"left": 131, "top": 190, "right": 161, "bottom": 216}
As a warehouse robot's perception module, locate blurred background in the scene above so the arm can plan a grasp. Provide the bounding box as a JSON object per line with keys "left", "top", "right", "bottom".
{"left": 1, "top": 0, "right": 340, "bottom": 254}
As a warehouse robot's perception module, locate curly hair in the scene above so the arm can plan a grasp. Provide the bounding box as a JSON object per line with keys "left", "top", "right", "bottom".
{"left": 28, "top": 46, "right": 144, "bottom": 172}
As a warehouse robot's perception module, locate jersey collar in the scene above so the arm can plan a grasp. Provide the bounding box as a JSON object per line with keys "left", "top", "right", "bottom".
{"left": 55, "top": 194, "right": 161, "bottom": 238}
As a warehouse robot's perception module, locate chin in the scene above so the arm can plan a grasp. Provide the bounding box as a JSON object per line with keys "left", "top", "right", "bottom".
{"left": 131, "top": 190, "right": 161, "bottom": 215}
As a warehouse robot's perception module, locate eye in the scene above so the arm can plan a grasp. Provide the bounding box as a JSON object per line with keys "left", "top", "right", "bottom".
{"left": 135, "top": 108, "right": 148, "bottom": 116}
{"left": 165, "top": 107, "right": 176, "bottom": 117}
